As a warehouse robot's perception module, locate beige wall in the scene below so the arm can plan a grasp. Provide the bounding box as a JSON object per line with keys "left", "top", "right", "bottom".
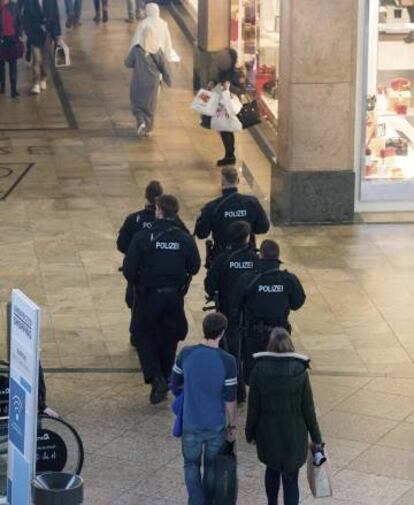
{"left": 198, "top": 0, "right": 230, "bottom": 51}
{"left": 277, "top": 0, "right": 359, "bottom": 172}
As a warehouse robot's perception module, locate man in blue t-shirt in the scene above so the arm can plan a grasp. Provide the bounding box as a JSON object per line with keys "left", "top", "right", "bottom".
{"left": 171, "top": 312, "right": 238, "bottom": 505}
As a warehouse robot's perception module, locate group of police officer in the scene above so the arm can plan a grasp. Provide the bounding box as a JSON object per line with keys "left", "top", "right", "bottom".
{"left": 117, "top": 167, "right": 306, "bottom": 405}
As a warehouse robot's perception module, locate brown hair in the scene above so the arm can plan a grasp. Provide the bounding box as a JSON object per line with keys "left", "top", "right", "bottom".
{"left": 221, "top": 166, "right": 239, "bottom": 186}
{"left": 145, "top": 180, "right": 163, "bottom": 204}
{"left": 203, "top": 312, "right": 228, "bottom": 340}
{"left": 267, "top": 327, "right": 295, "bottom": 354}
{"left": 155, "top": 194, "right": 179, "bottom": 218}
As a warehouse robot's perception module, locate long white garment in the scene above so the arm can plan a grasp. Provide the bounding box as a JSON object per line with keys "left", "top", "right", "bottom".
{"left": 129, "top": 2, "right": 174, "bottom": 62}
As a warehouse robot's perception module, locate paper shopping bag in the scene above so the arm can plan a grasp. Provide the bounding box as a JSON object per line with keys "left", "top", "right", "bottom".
{"left": 191, "top": 88, "right": 220, "bottom": 116}
{"left": 55, "top": 39, "right": 70, "bottom": 67}
{"left": 307, "top": 448, "right": 333, "bottom": 498}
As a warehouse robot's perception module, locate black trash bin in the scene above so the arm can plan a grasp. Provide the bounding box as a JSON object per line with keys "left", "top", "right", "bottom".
{"left": 32, "top": 472, "right": 83, "bottom": 505}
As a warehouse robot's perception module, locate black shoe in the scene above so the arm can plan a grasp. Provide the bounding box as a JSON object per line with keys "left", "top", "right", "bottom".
{"left": 217, "top": 157, "right": 236, "bottom": 167}
{"left": 11, "top": 91, "right": 20, "bottom": 99}
{"left": 0, "top": 86, "right": 5, "bottom": 95}
{"left": 93, "top": 13, "right": 100, "bottom": 22}
{"left": 102, "top": 10, "right": 108, "bottom": 22}
{"left": 404, "top": 32, "right": 414, "bottom": 43}
{"left": 150, "top": 377, "right": 168, "bottom": 405}
{"left": 65, "top": 15, "right": 73, "bottom": 28}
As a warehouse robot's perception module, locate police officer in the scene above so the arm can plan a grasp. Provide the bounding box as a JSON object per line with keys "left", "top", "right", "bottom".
{"left": 194, "top": 166, "right": 269, "bottom": 267}
{"left": 205, "top": 220, "right": 258, "bottom": 402}
{"left": 117, "top": 180, "right": 188, "bottom": 309}
{"left": 231, "top": 239, "right": 306, "bottom": 384}
{"left": 123, "top": 194, "right": 201, "bottom": 404}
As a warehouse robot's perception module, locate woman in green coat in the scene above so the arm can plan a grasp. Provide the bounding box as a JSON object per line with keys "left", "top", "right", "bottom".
{"left": 245, "top": 327, "right": 323, "bottom": 505}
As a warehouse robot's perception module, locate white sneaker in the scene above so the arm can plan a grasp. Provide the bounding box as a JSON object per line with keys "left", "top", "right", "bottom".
{"left": 31, "top": 84, "right": 41, "bottom": 95}
{"left": 40, "top": 79, "right": 47, "bottom": 90}
{"left": 137, "top": 123, "right": 146, "bottom": 137}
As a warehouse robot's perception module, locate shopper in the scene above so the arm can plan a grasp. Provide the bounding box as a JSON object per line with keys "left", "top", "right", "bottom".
{"left": 209, "top": 48, "right": 245, "bottom": 167}
{"left": 0, "top": 0, "right": 23, "bottom": 98}
{"left": 125, "top": 19, "right": 171, "bottom": 137}
{"left": 245, "top": 327, "right": 324, "bottom": 505}
{"left": 93, "top": 0, "right": 108, "bottom": 23}
{"left": 171, "top": 312, "right": 238, "bottom": 505}
{"left": 129, "top": 2, "right": 173, "bottom": 62}
{"left": 125, "top": 0, "right": 145, "bottom": 23}
{"left": 404, "top": 6, "right": 414, "bottom": 43}
{"left": 64, "top": 0, "right": 82, "bottom": 28}
{"left": 22, "top": 0, "right": 61, "bottom": 95}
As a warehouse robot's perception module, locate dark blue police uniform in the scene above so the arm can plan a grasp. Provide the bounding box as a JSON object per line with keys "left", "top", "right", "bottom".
{"left": 123, "top": 218, "right": 201, "bottom": 382}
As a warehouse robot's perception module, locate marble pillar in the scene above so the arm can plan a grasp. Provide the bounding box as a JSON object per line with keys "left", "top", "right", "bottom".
{"left": 193, "top": 0, "right": 231, "bottom": 90}
{"left": 272, "top": 0, "right": 358, "bottom": 224}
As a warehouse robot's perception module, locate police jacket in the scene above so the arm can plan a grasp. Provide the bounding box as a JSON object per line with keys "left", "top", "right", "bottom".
{"left": 194, "top": 188, "right": 270, "bottom": 251}
{"left": 117, "top": 204, "right": 189, "bottom": 254}
{"left": 123, "top": 218, "right": 201, "bottom": 290}
{"left": 231, "top": 259, "right": 306, "bottom": 327}
{"left": 205, "top": 243, "right": 258, "bottom": 311}
{"left": 23, "top": 0, "right": 61, "bottom": 48}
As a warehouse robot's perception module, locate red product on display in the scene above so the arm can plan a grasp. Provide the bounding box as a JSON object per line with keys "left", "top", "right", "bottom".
{"left": 380, "top": 147, "right": 396, "bottom": 158}
{"left": 391, "top": 78, "right": 411, "bottom": 92}
{"left": 395, "top": 103, "right": 408, "bottom": 115}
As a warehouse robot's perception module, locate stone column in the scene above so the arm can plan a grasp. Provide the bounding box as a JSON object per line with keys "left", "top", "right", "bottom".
{"left": 271, "top": 0, "right": 359, "bottom": 224}
{"left": 193, "top": 0, "right": 231, "bottom": 90}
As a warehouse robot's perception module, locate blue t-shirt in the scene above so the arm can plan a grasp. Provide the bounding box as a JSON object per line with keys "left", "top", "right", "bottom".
{"left": 172, "top": 344, "right": 237, "bottom": 430}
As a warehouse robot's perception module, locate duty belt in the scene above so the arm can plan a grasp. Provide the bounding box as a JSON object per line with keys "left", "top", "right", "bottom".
{"left": 155, "top": 286, "right": 178, "bottom": 294}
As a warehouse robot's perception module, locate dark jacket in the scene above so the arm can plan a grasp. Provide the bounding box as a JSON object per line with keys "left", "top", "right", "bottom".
{"left": 22, "top": 0, "right": 61, "bottom": 47}
{"left": 194, "top": 188, "right": 270, "bottom": 253}
{"left": 117, "top": 205, "right": 189, "bottom": 255}
{"left": 0, "top": 1, "right": 22, "bottom": 40}
{"left": 245, "top": 352, "right": 322, "bottom": 472}
{"left": 231, "top": 259, "right": 306, "bottom": 327}
{"left": 123, "top": 218, "right": 201, "bottom": 289}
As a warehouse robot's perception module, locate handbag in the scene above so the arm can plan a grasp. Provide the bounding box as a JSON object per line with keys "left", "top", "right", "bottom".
{"left": 191, "top": 88, "right": 220, "bottom": 117}
{"left": 55, "top": 39, "right": 70, "bottom": 67}
{"left": 307, "top": 447, "right": 333, "bottom": 498}
{"left": 386, "top": 137, "right": 408, "bottom": 156}
{"left": 237, "top": 97, "right": 261, "bottom": 129}
{"left": 212, "top": 441, "right": 237, "bottom": 505}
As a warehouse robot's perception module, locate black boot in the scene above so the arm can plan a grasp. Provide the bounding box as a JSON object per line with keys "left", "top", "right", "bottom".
{"left": 0, "top": 61, "right": 5, "bottom": 94}
{"left": 217, "top": 157, "right": 236, "bottom": 167}
{"left": 150, "top": 376, "right": 168, "bottom": 405}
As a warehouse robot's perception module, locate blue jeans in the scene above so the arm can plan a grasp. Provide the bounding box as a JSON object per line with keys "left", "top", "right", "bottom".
{"left": 182, "top": 427, "right": 226, "bottom": 505}
{"left": 64, "top": 0, "right": 82, "bottom": 22}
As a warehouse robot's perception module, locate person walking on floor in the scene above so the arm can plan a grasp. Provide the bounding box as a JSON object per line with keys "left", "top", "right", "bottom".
{"left": 93, "top": 0, "right": 108, "bottom": 23}
{"left": 22, "top": 0, "right": 61, "bottom": 95}
{"left": 209, "top": 47, "right": 245, "bottom": 167}
{"left": 0, "top": 0, "right": 23, "bottom": 98}
{"left": 245, "top": 327, "right": 324, "bottom": 505}
{"left": 129, "top": 2, "right": 174, "bottom": 62}
{"left": 125, "top": 16, "right": 171, "bottom": 137}
{"left": 64, "top": 0, "right": 82, "bottom": 28}
{"left": 171, "top": 312, "right": 238, "bottom": 505}
{"left": 404, "top": 5, "right": 414, "bottom": 43}
{"left": 125, "top": 0, "right": 145, "bottom": 23}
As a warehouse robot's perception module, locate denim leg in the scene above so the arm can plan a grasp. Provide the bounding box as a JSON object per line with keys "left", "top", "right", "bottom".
{"left": 73, "top": 0, "right": 82, "bottom": 23}
{"left": 182, "top": 431, "right": 205, "bottom": 505}
{"left": 203, "top": 429, "right": 226, "bottom": 504}
{"left": 64, "top": 0, "right": 73, "bottom": 16}
{"left": 281, "top": 470, "right": 300, "bottom": 505}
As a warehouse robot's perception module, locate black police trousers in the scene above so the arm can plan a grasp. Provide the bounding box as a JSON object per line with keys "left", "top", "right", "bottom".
{"left": 131, "top": 290, "right": 188, "bottom": 382}
{"left": 222, "top": 319, "right": 246, "bottom": 402}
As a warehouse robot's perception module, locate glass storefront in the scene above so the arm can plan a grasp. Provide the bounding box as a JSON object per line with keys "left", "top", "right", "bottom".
{"left": 230, "top": 0, "right": 280, "bottom": 134}
{"left": 361, "top": 0, "right": 414, "bottom": 206}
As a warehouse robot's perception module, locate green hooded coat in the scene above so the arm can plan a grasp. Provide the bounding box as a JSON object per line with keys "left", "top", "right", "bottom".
{"left": 245, "top": 352, "right": 322, "bottom": 473}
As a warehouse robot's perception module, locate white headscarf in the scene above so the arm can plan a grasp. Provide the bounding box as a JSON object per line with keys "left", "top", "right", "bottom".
{"left": 129, "top": 3, "right": 174, "bottom": 61}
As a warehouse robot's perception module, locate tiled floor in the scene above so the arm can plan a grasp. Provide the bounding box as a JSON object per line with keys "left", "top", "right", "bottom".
{"left": 1, "top": 2, "right": 414, "bottom": 504}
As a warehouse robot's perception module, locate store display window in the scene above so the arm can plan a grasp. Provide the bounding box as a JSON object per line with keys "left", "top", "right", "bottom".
{"left": 230, "top": 0, "right": 280, "bottom": 131}
{"left": 362, "top": 0, "right": 414, "bottom": 203}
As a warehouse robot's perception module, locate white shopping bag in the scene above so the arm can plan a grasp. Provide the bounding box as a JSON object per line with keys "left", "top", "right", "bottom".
{"left": 55, "top": 39, "right": 70, "bottom": 67}
{"left": 191, "top": 88, "right": 220, "bottom": 116}
{"left": 210, "top": 90, "right": 243, "bottom": 132}
{"left": 307, "top": 448, "right": 333, "bottom": 498}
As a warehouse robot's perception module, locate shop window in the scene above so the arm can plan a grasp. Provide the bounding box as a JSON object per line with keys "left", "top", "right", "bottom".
{"left": 362, "top": 0, "right": 414, "bottom": 202}
{"left": 230, "top": 0, "right": 280, "bottom": 132}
